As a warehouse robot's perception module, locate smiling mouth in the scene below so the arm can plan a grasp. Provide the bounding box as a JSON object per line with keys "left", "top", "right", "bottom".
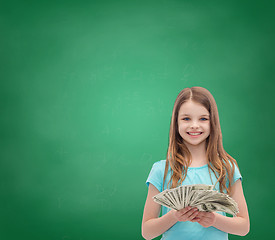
{"left": 187, "top": 132, "right": 202, "bottom": 135}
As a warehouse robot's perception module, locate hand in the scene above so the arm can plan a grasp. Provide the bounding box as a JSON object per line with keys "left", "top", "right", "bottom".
{"left": 193, "top": 211, "right": 216, "bottom": 228}
{"left": 171, "top": 206, "right": 199, "bottom": 222}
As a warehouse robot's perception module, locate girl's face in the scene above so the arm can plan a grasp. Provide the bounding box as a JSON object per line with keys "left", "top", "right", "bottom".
{"left": 177, "top": 100, "right": 210, "bottom": 148}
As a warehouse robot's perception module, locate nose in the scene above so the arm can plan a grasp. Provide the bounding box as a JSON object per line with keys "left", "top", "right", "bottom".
{"left": 190, "top": 120, "right": 200, "bottom": 129}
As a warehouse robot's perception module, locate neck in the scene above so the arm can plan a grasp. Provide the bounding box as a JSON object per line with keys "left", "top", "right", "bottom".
{"left": 184, "top": 141, "right": 208, "bottom": 167}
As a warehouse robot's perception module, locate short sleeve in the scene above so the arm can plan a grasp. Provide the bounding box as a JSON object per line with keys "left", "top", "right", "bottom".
{"left": 233, "top": 162, "right": 242, "bottom": 183}
{"left": 145, "top": 160, "right": 165, "bottom": 192}
{"left": 225, "top": 161, "right": 242, "bottom": 190}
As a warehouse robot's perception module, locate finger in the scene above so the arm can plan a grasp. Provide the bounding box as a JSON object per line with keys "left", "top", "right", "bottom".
{"left": 186, "top": 208, "right": 199, "bottom": 220}
{"left": 190, "top": 216, "right": 200, "bottom": 222}
{"left": 178, "top": 206, "right": 192, "bottom": 215}
{"left": 178, "top": 208, "right": 198, "bottom": 221}
{"left": 175, "top": 208, "right": 192, "bottom": 219}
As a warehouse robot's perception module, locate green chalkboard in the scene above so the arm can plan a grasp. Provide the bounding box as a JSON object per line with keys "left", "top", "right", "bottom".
{"left": 1, "top": 0, "right": 274, "bottom": 239}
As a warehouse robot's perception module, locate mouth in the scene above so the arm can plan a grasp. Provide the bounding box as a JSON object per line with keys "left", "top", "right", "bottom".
{"left": 187, "top": 132, "right": 203, "bottom": 136}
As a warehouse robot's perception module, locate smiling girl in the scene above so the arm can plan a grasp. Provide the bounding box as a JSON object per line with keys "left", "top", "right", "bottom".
{"left": 141, "top": 87, "right": 250, "bottom": 240}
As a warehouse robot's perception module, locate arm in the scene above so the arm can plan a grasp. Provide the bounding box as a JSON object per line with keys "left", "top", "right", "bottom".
{"left": 141, "top": 184, "right": 199, "bottom": 240}
{"left": 195, "top": 179, "right": 250, "bottom": 236}
{"left": 141, "top": 184, "right": 178, "bottom": 239}
{"left": 212, "top": 179, "right": 250, "bottom": 236}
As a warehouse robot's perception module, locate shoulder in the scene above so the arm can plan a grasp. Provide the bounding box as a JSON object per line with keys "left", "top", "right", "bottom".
{"left": 229, "top": 159, "right": 241, "bottom": 175}
{"left": 151, "top": 159, "right": 166, "bottom": 169}
{"left": 146, "top": 159, "right": 167, "bottom": 192}
{"left": 222, "top": 158, "right": 240, "bottom": 173}
{"left": 224, "top": 158, "right": 242, "bottom": 185}
{"left": 148, "top": 159, "right": 167, "bottom": 176}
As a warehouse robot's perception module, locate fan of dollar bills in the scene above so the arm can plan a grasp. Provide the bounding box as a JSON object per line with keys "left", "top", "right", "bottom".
{"left": 153, "top": 184, "right": 239, "bottom": 216}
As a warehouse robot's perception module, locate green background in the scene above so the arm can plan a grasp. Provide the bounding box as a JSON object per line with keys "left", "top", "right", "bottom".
{"left": 1, "top": 0, "right": 274, "bottom": 239}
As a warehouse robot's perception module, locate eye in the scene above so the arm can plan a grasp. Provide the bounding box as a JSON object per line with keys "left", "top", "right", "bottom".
{"left": 200, "top": 118, "right": 208, "bottom": 121}
{"left": 182, "top": 117, "right": 190, "bottom": 121}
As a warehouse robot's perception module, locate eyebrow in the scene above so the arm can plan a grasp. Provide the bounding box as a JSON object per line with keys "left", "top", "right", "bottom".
{"left": 179, "top": 114, "right": 210, "bottom": 117}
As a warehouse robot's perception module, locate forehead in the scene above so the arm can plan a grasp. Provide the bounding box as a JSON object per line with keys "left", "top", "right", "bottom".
{"left": 178, "top": 100, "right": 209, "bottom": 116}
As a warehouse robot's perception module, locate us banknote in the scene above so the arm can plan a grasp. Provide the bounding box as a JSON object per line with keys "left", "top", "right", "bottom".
{"left": 153, "top": 184, "right": 238, "bottom": 216}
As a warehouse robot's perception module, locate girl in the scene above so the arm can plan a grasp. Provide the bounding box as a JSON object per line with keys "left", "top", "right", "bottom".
{"left": 141, "top": 87, "right": 250, "bottom": 240}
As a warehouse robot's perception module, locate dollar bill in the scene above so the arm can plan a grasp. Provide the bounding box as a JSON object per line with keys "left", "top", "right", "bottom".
{"left": 153, "top": 184, "right": 239, "bottom": 216}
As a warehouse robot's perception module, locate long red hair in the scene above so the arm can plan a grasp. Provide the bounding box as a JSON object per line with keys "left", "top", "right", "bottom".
{"left": 163, "top": 86, "right": 238, "bottom": 194}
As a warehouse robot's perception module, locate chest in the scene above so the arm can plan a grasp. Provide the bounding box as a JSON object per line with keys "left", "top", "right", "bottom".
{"left": 164, "top": 167, "right": 220, "bottom": 192}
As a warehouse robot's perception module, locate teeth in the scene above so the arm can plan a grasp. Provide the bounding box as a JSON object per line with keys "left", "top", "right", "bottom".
{"left": 188, "top": 132, "right": 201, "bottom": 135}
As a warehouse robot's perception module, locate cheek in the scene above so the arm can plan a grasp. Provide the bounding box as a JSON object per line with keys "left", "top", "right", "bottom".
{"left": 203, "top": 123, "right": 210, "bottom": 130}
{"left": 178, "top": 124, "right": 187, "bottom": 133}
{"left": 177, "top": 125, "right": 185, "bottom": 138}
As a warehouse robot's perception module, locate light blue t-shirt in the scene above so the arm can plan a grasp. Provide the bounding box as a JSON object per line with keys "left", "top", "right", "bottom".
{"left": 146, "top": 160, "right": 242, "bottom": 240}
